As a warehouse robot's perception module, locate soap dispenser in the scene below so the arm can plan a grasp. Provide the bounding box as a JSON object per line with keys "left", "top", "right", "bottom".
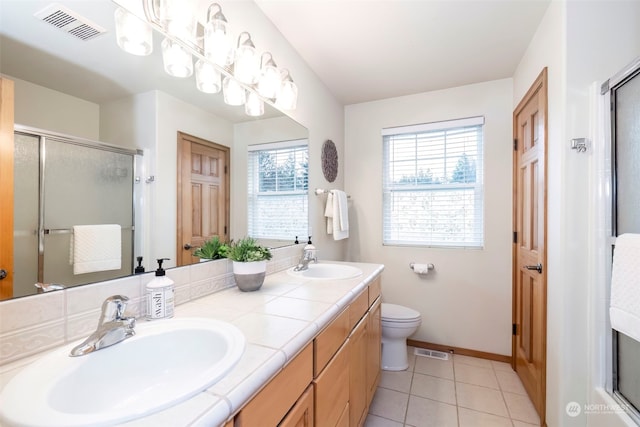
{"left": 146, "top": 258, "right": 174, "bottom": 320}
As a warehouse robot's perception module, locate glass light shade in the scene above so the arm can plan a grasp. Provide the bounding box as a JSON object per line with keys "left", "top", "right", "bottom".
{"left": 161, "top": 38, "right": 193, "bottom": 78}
{"left": 195, "top": 60, "right": 221, "bottom": 93}
{"left": 222, "top": 77, "right": 246, "bottom": 106}
{"left": 257, "top": 63, "right": 280, "bottom": 99}
{"left": 245, "top": 91, "right": 264, "bottom": 117}
{"left": 204, "top": 19, "right": 234, "bottom": 67}
{"left": 157, "top": 0, "right": 196, "bottom": 42}
{"left": 276, "top": 79, "right": 298, "bottom": 110}
{"left": 114, "top": 8, "right": 153, "bottom": 56}
{"left": 234, "top": 45, "right": 260, "bottom": 85}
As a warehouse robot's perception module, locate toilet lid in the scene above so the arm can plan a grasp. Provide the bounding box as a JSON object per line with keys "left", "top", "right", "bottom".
{"left": 381, "top": 303, "right": 421, "bottom": 321}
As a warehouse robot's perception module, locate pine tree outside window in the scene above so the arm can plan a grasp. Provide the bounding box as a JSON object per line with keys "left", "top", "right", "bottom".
{"left": 248, "top": 140, "right": 308, "bottom": 240}
{"left": 382, "top": 117, "right": 484, "bottom": 248}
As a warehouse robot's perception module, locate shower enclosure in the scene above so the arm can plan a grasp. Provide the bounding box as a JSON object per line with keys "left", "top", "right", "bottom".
{"left": 13, "top": 126, "right": 140, "bottom": 298}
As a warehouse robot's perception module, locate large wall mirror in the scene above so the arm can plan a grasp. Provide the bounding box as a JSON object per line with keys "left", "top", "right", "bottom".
{"left": 0, "top": 0, "right": 309, "bottom": 300}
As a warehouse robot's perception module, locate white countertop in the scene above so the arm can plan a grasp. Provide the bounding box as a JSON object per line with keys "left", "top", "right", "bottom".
{"left": 1, "top": 261, "right": 383, "bottom": 427}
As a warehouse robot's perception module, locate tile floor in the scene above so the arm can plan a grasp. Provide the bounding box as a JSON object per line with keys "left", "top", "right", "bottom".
{"left": 364, "top": 347, "right": 541, "bottom": 427}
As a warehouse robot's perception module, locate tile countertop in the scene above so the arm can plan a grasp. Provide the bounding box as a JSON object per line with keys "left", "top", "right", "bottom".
{"left": 0, "top": 261, "right": 384, "bottom": 427}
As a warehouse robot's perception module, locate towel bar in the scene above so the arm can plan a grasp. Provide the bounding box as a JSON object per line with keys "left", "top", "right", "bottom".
{"left": 44, "top": 226, "right": 134, "bottom": 235}
{"left": 314, "top": 188, "right": 351, "bottom": 198}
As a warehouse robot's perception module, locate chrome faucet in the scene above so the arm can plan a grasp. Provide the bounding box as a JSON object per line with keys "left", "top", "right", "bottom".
{"left": 293, "top": 246, "right": 318, "bottom": 271}
{"left": 70, "top": 295, "right": 136, "bottom": 357}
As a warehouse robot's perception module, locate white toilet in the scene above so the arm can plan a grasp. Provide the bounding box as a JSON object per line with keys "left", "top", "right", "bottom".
{"left": 381, "top": 303, "right": 422, "bottom": 371}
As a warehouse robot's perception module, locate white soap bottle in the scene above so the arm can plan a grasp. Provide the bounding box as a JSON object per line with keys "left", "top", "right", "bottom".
{"left": 146, "top": 258, "right": 174, "bottom": 320}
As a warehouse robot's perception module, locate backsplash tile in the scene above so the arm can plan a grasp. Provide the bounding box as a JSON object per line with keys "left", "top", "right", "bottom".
{"left": 0, "top": 245, "right": 303, "bottom": 366}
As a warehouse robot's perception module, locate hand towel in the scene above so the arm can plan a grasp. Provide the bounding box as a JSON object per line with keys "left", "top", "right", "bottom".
{"left": 610, "top": 233, "right": 640, "bottom": 342}
{"left": 334, "top": 190, "right": 349, "bottom": 232}
{"left": 331, "top": 190, "right": 349, "bottom": 240}
{"left": 325, "top": 192, "right": 334, "bottom": 234}
{"left": 72, "top": 224, "right": 122, "bottom": 275}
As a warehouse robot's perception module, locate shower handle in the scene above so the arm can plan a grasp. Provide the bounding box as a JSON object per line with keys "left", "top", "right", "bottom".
{"left": 0, "top": 269, "right": 6, "bottom": 280}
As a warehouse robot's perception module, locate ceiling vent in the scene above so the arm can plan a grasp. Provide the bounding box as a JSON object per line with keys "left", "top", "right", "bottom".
{"left": 34, "top": 3, "right": 106, "bottom": 41}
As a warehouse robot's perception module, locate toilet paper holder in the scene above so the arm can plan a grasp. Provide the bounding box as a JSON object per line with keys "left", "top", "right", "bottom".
{"left": 409, "top": 262, "right": 435, "bottom": 272}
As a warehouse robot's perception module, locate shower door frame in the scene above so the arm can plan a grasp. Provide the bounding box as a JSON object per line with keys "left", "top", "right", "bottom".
{"left": 14, "top": 124, "right": 142, "bottom": 292}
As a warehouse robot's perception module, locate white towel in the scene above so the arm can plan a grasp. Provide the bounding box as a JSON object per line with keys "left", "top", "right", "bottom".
{"left": 325, "top": 192, "right": 334, "bottom": 234}
{"left": 610, "top": 233, "right": 640, "bottom": 342}
{"left": 72, "top": 224, "right": 122, "bottom": 275}
{"left": 331, "top": 190, "right": 349, "bottom": 240}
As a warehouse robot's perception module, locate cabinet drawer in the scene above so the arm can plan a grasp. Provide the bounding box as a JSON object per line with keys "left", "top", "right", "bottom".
{"left": 279, "top": 384, "right": 314, "bottom": 427}
{"left": 236, "top": 343, "right": 313, "bottom": 427}
{"left": 368, "top": 276, "right": 381, "bottom": 306}
{"left": 349, "top": 287, "right": 368, "bottom": 330}
{"left": 314, "top": 308, "right": 349, "bottom": 376}
{"left": 314, "top": 341, "right": 349, "bottom": 427}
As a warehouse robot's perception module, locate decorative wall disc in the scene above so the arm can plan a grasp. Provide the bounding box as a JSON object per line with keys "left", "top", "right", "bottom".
{"left": 321, "top": 139, "right": 338, "bottom": 182}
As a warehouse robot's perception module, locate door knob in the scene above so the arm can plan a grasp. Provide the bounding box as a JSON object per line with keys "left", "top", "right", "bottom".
{"left": 183, "top": 244, "right": 193, "bottom": 250}
{"left": 0, "top": 269, "right": 7, "bottom": 280}
{"left": 524, "top": 264, "right": 542, "bottom": 274}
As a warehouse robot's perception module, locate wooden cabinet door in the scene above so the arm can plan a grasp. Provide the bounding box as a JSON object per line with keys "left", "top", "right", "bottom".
{"left": 314, "top": 340, "right": 349, "bottom": 427}
{"left": 366, "top": 298, "right": 382, "bottom": 403}
{"left": 349, "top": 315, "right": 368, "bottom": 427}
{"left": 279, "top": 384, "right": 314, "bottom": 427}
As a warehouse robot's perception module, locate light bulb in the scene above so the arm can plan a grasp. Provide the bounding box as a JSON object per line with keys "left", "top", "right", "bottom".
{"left": 245, "top": 91, "right": 264, "bottom": 117}
{"left": 161, "top": 38, "right": 193, "bottom": 78}
{"left": 195, "top": 60, "right": 221, "bottom": 93}
{"left": 223, "top": 77, "right": 246, "bottom": 106}
{"left": 204, "top": 4, "right": 234, "bottom": 67}
{"left": 114, "top": 8, "right": 152, "bottom": 56}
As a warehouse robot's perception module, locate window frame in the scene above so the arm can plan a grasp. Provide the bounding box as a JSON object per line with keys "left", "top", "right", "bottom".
{"left": 247, "top": 139, "right": 309, "bottom": 241}
{"left": 382, "top": 117, "right": 485, "bottom": 249}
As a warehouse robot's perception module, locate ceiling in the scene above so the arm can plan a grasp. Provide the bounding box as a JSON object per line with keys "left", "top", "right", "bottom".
{"left": 255, "top": 0, "right": 551, "bottom": 105}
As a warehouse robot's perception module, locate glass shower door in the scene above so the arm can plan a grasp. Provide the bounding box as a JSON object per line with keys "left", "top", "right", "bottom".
{"left": 42, "top": 138, "right": 134, "bottom": 287}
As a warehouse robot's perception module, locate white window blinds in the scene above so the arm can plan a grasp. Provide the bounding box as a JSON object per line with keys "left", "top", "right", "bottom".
{"left": 248, "top": 140, "right": 308, "bottom": 240}
{"left": 382, "top": 117, "right": 484, "bottom": 248}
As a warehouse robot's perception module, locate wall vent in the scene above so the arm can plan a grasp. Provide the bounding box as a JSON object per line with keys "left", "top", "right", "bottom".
{"left": 34, "top": 3, "right": 106, "bottom": 41}
{"left": 414, "top": 347, "right": 450, "bottom": 360}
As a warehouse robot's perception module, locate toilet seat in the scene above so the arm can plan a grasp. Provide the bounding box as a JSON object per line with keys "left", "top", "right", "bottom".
{"left": 381, "top": 303, "right": 421, "bottom": 323}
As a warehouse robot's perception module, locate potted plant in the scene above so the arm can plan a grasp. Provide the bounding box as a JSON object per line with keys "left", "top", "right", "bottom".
{"left": 226, "top": 237, "right": 272, "bottom": 292}
{"left": 192, "top": 236, "right": 229, "bottom": 261}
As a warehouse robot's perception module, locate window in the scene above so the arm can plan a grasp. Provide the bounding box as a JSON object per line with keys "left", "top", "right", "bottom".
{"left": 248, "top": 140, "right": 308, "bottom": 240}
{"left": 382, "top": 117, "right": 484, "bottom": 248}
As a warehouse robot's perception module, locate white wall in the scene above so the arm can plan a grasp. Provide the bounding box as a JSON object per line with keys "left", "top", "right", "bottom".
{"left": 513, "top": 1, "right": 640, "bottom": 425}
{"left": 9, "top": 75, "right": 100, "bottom": 140}
{"left": 344, "top": 78, "right": 514, "bottom": 355}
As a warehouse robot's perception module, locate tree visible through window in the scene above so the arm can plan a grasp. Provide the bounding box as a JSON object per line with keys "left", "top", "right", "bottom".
{"left": 382, "top": 117, "right": 484, "bottom": 248}
{"left": 248, "top": 141, "right": 308, "bottom": 240}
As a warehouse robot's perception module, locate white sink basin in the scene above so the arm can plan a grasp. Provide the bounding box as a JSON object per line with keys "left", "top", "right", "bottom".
{"left": 287, "top": 263, "right": 363, "bottom": 280}
{"left": 0, "top": 317, "right": 245, "bottom": 427}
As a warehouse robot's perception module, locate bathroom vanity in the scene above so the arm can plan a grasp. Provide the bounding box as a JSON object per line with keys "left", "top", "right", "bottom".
{"left": 0, "top": 261, "right": 383, "bottom": 427}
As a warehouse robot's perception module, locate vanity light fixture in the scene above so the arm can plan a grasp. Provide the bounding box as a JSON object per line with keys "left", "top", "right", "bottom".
{"left": 161, "top": 37, "right": 193, "bottom": 78}
{"left": 203, "top": 3, "right": 234, "bottom": 67}
{"left": 195, "top": 59, "right": 222, "bottom": 93}
{"left": 223, "top": 76, "right": 246, "bottom": 106}
{"left": 276, "top": 69, "right": 299, "bottom": 110}
{"left": 257, "top": 52, "right": 280, "bottom": 99}
{"left": 114, "top": 7, "right": 153, "bottom": 56}
{"left": 245, "top": 91, "right": 264, "bottom": 116}
{"left": 117, "top": 0, "right": 299, "bottom": 116}
{"left": 234, "top": 32, "right": 260, "bottom": 85}
{"left": 156, "top": 0, "right": 197, "bottom": 43}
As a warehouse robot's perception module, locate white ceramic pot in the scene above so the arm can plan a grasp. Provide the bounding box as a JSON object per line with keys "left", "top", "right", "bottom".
{"left": 232, "top": 260, "right": 267, "bottom": 292}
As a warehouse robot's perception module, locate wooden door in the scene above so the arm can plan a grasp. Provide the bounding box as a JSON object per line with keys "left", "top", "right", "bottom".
{"left": 349, "top": 315, "right": 367, "bottom": 427}
{"left": 513, "top": 68, "right": 547, "bottom": 424}
{"left": 0, "top": 77, "right": 15, "bottom": 299}
{"left": 366, "top": 298, "right": 382, "bottom": 404}
{"left": 177, "top": 132, "right": 229, "bottom": 266}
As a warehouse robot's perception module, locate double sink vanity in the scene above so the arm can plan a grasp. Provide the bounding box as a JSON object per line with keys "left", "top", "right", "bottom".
{"left": 0, "top": 260, "right": 384, "bottom": 427}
